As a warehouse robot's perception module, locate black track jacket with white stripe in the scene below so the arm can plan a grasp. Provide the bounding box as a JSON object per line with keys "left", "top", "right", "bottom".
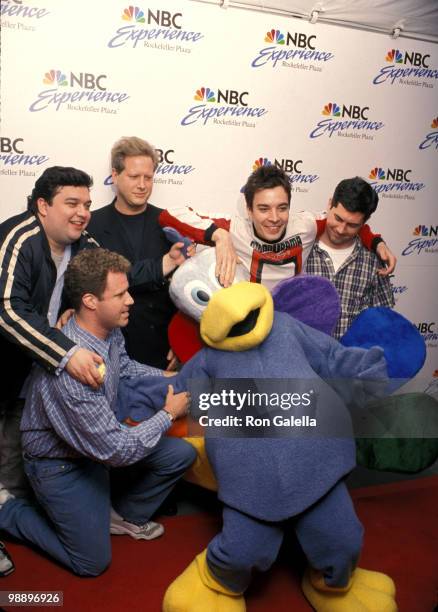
{"left": 0, "top": 210, "right": 97, "bottom": 401}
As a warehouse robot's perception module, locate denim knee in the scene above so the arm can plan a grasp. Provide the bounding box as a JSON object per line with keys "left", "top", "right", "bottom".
{"left": 72, "top": 550, "right": 112, "bottom": 577}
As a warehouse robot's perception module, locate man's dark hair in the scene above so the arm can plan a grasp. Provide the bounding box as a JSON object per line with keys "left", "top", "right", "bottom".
{"left": 243, "top": 165, "right": 291, "bottom": 210}
{"left": 27, "top": 166, "right": 93, "bottom": 213}
{"left": 331, "top": 177, "right": 378, "bottom": 221}
{"left": 64, "top": 248, "right": 131, "bottom": 311}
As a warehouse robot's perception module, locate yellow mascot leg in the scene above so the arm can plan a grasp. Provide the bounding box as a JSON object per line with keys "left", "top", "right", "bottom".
{"left": 183, "top": 437, "right": 218, "bottom": 491}
{"left": 302, "top": 566, "right": 397, "bottom": 612}
{"left": 163, "top": 549, "right": 245, "bottom": 612}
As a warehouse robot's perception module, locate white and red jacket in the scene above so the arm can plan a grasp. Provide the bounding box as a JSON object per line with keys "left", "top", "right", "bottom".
{"left": 159, "top": 205, "right": 380, "bottom": 292}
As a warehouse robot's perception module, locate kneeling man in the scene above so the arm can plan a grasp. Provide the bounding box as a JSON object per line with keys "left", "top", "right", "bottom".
{"left": 0, "top": 249, "right": 195, "bottom": 576}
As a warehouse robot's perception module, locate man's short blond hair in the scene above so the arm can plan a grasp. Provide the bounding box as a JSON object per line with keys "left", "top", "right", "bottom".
{"left": 111, "top": 136, "right": 159, "bottom": 173}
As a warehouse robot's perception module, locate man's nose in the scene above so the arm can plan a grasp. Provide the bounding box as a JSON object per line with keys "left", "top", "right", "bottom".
{"left": 137, "top": 176, "right": 146, "bottom": 189}
{"left": 77, "top": 204, "right": 89, "bottom": 217}
{"left": 126, "top": 292, "right": 134, "bottom": 306}
{"left": 269, "top": 209, "right": 279, "bottom": 222}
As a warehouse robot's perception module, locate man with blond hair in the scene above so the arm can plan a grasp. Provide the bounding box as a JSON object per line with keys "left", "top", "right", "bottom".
{"left": 87, "top": 137, "right": 182, "bottom": 369}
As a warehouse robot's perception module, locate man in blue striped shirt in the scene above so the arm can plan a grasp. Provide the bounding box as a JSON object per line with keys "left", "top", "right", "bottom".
{"left": 0, "top": 249, "right": 195, "bottom": 576}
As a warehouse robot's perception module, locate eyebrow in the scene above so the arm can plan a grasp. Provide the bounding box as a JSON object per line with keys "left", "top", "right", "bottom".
{"left": 64, "top": 198, "right": 92, "bottom": 204}
{"left": 334, "top": 213, "right": 361, "bottom": 226}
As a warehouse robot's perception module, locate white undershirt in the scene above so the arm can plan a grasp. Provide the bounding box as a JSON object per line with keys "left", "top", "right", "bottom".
{"left": 318, "top": 241, "right": 355, "bottom": 273}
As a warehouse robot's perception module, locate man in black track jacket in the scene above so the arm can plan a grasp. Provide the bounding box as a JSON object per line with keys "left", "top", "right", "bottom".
{"left": 0, "top": 166, "right": 104, "bottom": 498}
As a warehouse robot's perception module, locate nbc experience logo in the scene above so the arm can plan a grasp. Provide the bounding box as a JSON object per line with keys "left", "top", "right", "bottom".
{"left": 107, "top": 5, "right": 203, "bottom": 51}
{"left": 373, "top": 49, "right": 437, "bottom": 86}
{"left": 104, "top": 147, "right": 195, "bottom": 188}
{"left": 388, "top": 274, "right": 408, "bottom": 302}
{"left": 180, "top": 86, "right": 267, "bottom": 127}
{"left": 251, "top": 27, "right": 334, "bottom": 69}
{"left": 0, "top": 137, "right": 49, "bottom": 176}
{"left": 368, "top": 166, "right": 425, "bottom": 200}
{"left": 28, "top": 69, "right": 129, "bottom": 113}
{"left": 1, "top": 0, "right": 50, "bottom": 29}
{"left": 419, "top": 117, "right": 438, "bottom": 151}
{"left": 251, "top": 157, "right": 319, "bottom": 193}
{"left": 401, "top": 224, "right": 438, "bottom": 257}
{"left": 309, "top": 102, "right": 384, "bottom": 139}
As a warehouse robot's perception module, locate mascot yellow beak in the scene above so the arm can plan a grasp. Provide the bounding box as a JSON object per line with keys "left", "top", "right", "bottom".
{"left": 200, "top": 282, "right": 273, "bottom": 351}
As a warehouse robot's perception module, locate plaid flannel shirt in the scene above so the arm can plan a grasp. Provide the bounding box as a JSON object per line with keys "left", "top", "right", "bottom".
{"left": 306, "top": 239, "right": 395, "bottom": 338}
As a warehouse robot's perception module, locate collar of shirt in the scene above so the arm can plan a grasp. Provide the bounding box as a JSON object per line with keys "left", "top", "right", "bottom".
{"left": 63, "top": 315, "right": 114, "bottom": 361}
{"left": 314, "top": 236, "right": 360, "bottom": 256}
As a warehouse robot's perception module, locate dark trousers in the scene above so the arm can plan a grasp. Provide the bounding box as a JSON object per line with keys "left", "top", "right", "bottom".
{"left": 0, "top": 399, "right": 31, "bottom": 497}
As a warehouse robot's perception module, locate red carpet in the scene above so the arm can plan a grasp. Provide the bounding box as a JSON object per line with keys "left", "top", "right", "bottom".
{"left": 1, "top": 476, "right": 437, "bottom": 611}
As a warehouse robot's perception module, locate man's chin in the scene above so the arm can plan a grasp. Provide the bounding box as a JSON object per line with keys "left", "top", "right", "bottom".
{"left": 261, "top": 228, "right": 284, "bottom": 241}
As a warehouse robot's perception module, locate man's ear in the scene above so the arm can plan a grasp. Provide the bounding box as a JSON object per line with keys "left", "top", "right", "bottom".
{"left": 111, "top": 168, "right": 119, "bottom": 186}
{"left": 82, "top": 293, "right": 98, "bottom": 311}
{"left": 327, "top": 197, "right": 333, "bottom": 211}
{"left": 36, "top": 198, "right": 49, "bottom": 217}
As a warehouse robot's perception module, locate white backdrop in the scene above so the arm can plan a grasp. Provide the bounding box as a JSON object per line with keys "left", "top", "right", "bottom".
{"left": 1, "top": 0, "right": 437, "bottom": 393}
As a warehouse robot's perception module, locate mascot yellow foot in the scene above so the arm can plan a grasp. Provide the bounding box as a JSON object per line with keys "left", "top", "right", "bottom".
{"left": 183, "top": 437, "right": 218, "bottom": 492}
{"left": 302, "top": 567, "right": 397, "bottom": 612}
{"left": 163, "top": 549, "right": 245, "bottom": 612}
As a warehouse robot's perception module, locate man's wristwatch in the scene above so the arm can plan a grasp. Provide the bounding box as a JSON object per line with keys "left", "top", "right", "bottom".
{"left": 164, "top": 410, "right": 174, "bottom": 422}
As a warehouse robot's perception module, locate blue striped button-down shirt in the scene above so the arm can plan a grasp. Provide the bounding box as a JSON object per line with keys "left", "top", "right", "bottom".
{"left": 21, "top": 316, "right": 171, "bottom": 466}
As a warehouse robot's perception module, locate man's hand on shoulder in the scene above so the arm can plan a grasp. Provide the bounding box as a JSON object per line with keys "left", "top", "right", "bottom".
{"left": 66, "top": 348, "right": 104, "bottom": 389}
{"left": 376, "top": 242, "right": 397, "bottom": 275}
{"left": 163, "top": 384, "right": 190, "bottom": 421}
{"left": 55, "top": 308, "right": 75, "bottom": 330}
{"left": 211, "top": 227, "right": 239, "bottom": 288}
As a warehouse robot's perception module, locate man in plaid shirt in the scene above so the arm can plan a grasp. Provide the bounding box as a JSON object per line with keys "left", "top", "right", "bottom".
{"left": 306, "top": 177, "right": 395, "bottom": 338}
{"left": 0, "top": 249, "right": 195, "bottom": 576}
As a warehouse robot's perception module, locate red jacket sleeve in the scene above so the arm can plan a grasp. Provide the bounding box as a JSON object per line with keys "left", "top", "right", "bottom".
{"left": 159, "top": 208, "right": 231, "bottom": 244}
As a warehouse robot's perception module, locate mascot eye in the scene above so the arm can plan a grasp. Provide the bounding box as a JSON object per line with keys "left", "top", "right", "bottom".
{"left": 183, "top": 280, "right": 213, "bottom": 313}
{"left": 192, "top": 288, "right": 210, "bottom": 305}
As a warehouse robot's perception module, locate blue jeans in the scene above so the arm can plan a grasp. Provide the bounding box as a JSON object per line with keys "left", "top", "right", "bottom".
{"left": 0, "top": 437, "right": 195, "bottom": 576}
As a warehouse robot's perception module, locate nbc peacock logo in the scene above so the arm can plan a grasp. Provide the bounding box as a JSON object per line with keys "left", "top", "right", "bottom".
{"left": 253, "top": 157, "right": 271, "bottom": 171}
{"left": 122, "top": 6, "right": 145, "bottom": 22}
{"left": 194, "top": 88, "right": 216, "bottom": 103}
{"left": 385, "top": 49, "right": 403, "bottom": 64}
{"left": 369, "top": 167, "right": 386, "bottom": 181}
{"left": 43, "top": 70, "right": 68, "bottom": 87}
{"left": 413, "top": 225, "right": 431, "bottom": 237}
{"left": 264, "top": 29, "right": 285, "bottom": 45}
{"left": 322, "top": 103, "right": 341, "bottom": 117}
